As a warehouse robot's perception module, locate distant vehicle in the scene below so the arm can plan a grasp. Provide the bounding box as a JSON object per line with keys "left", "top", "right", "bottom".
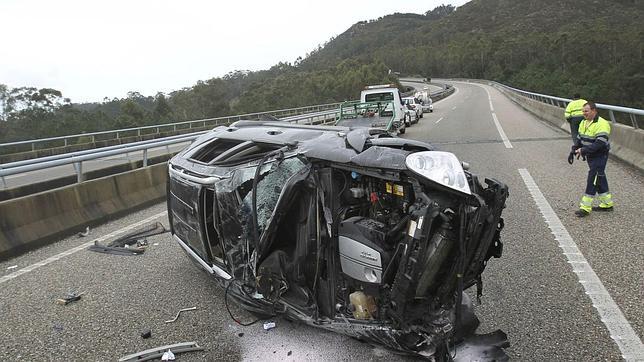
{"left": 360, "top": 85, "right": 406, "bottom": 134}
{"left": 402, "top": 97, "right": 423, "bottom": 125}
{"left": 415, "top": 90, "right": 434, "bottom": 113}
{"left": 334, "top": 100, "right": 404, "bottom": 134}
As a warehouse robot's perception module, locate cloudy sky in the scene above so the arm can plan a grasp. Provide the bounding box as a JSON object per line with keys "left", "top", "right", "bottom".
{"left": 0, "top": 0, "right": 469, "bottom": 103}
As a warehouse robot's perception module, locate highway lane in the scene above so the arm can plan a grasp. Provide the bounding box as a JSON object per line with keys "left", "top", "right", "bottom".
{"left": 1, "top": 82, "right": 642, "bottom": 361}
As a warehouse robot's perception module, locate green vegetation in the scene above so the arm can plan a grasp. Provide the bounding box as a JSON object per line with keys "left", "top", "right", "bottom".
{"left": 1, "top": 0, "right": 642, "bottom": 145}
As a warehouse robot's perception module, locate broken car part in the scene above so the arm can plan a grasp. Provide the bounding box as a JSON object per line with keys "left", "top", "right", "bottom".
{"left": 88, "top": 222, "right": 167, "bottom": 256}
{"left": 164, "top": 307, "right": 197, "bottom": 323}
{"left": 56, "top": 291, "right": 84, "bottom": 305}
{"left": 118, "top": 342, "right": 204, "bottom": 362}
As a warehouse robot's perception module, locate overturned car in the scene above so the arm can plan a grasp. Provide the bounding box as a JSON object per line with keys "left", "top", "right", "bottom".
{"left": 167, "top": 121, "right": 509, "bottom": 360}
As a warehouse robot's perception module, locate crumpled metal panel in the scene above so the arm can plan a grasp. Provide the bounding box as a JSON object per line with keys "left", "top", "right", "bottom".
{"left": 349, "top": 146, "right": 410, "bottom": 170}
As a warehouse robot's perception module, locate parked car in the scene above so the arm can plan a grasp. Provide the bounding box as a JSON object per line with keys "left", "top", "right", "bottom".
{"left": 402, "top": 96, "right": 424, "bottom": 125}
{"left": 415, "top": 90, "right": 434, "bottom": 113}
{"left": 167, "top": 120, "right": 510, "bottom": 360}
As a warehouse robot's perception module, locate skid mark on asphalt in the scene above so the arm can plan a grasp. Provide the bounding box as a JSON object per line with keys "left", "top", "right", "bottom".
{"left": 0, "top": 211, "right": 168, "bottom": 285}
{"left": 519, "top": 168, "right": 643, "bottom": 361}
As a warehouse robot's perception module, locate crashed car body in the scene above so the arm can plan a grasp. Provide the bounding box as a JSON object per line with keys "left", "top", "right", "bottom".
{"left": 167, "top": 121, "right": 509, "bottom": 360}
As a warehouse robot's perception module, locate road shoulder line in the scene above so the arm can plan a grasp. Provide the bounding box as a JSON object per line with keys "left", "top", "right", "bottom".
{"left": 0, "top": 211, "right": 168, "bottom": 285}
{"left": 518, "top": 168, "right": 643, "bottom": 361}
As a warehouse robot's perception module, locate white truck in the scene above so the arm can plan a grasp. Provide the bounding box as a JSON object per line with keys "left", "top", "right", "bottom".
{"left": 360, "top": 84, "right": 406, "bottom": 134}
{"left": 414, "top": 88, "right": 434, "bottom": 113}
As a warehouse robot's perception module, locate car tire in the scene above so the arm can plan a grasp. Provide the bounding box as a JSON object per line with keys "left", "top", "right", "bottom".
{"left": 399, "top": 127, "right": 406, "bottom": 134}
{"left": 420, "top": 113, "right": 423, "bottom": 119}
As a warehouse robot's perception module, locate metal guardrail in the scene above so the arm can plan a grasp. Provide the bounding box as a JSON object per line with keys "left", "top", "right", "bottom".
{"left": 0, "top": 110, "right": 341, "bottom": 189}
{"left": 491, "top": 82, "right": 643, "bottom": 129}
{"left": 446, "top": 78, "right": 643, "bottom": 129}
{"left": 0, "top": 102, "right": 344, "bottom": 155}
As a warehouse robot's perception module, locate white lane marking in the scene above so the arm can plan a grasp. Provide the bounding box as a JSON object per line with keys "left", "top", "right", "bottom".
{"left": 435, "top": 117, "right": 444, "bottom": 124}
{"left": 492, "top": 113, "right": 513, "bottom": 148}
{"left": 479, "top": 84, "right": 512, "bottom": 148}
{"left": 519, "top": 169, "right": 644, "bottom": 361}
{"left": 0, "top": 211, "right": 168, "bottom": 285}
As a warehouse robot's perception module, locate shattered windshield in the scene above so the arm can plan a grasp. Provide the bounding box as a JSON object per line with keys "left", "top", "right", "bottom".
{"left": 239, "top": 157, "right": 307, "bottom": 234}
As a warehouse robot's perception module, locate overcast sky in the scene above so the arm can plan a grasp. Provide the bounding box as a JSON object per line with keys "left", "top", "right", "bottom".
{"left": 0, "top": 0, "right": 470, "bottom": 103}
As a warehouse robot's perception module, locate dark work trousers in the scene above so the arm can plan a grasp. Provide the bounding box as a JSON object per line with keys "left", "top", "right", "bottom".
{"left": 568, "top": 116, "right": 584, "bottom": 144}
{"left": 585, "top": 153, "right": 609, "bottom": 195}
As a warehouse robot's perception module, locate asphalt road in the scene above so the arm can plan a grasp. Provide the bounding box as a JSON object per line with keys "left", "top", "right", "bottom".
{"left": 1, "top": 82, "right": 642, "bottom": 361}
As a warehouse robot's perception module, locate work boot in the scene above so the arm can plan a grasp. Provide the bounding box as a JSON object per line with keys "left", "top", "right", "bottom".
{"left": 592, "top": 206, "right": 614, "bottom": 212}
{"left": 574, "top": 209, "right": 590, "bottom": 218}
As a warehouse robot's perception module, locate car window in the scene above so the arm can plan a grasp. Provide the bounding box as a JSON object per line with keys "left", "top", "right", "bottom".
{"left": 365, "top": 92, "right": 394, "bottom": 102}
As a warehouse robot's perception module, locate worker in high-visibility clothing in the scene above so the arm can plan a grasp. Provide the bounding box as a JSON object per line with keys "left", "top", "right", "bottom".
{"left": 564, "top": 93, "right": 587, "bottom": 144}
{"left": 569, "top": 101, "right": 614, "bottom": 217}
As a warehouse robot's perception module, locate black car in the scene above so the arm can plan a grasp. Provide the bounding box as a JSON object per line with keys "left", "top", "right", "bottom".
{"left": 167, "top": 121, "right": 509, "bottom": 360}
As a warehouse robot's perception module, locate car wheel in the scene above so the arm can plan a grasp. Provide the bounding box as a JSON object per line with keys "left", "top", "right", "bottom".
{"left": 399, "top": 126, "right": 406, "bottom": 134}
{"left": 420, "top": 113, "right": 423, "bottom": 118}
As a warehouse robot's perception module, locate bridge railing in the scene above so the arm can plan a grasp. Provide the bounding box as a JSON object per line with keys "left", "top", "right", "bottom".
{"left": 0, "top": 109, "right": 340, "bottom": 189}
{"left": 0, "top": 102, "right": 343, "bottom": 155}
{"left": 487, "top": 81, "right": 643, "bottom": 129}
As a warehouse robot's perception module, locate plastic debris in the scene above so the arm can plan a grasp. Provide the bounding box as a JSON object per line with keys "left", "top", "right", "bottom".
{"left": 88, "top": 222, "right": 167, "bottom": 256}
{"left": 78, "top": 226, "right": 90, "bottom": 237}
{"left": 237, "top": 332, "right": 244, "bottom": 337}
{"left": 56, "top": 291, "right": 84, "bottom": 305}
{"left": 165, "top": 307, "right": 197, "bottom": 323}
{"left": 6, "top": 265, "right": 17, "bottom": 270}
{"left": 161, "top": 350, "right": 175, "bottom": 361}
{"left": 53, "top": 323, "right": 63, "bottom": 332}
{"left": 141, "top": 329, "right": 152, "bottom": 339}
{"left": 263, "top": 321, "right": 276, "bottom": 330}
{"left": 118, "top": 342, "right": 203, "bottom": 362}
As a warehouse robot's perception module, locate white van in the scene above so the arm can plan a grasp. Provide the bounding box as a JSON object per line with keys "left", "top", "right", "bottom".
{"left": 360, "top": 84, "right": 406, "bottom": 134}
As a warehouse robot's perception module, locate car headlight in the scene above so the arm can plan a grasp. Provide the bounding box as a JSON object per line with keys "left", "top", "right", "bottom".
{"left": 405, "top": 151, "right": 471, "bottom": 195}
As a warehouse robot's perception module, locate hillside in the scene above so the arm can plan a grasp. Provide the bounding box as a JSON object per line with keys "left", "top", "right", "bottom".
{"left": 303, "top": 0, "right": 644, "bottom": 107}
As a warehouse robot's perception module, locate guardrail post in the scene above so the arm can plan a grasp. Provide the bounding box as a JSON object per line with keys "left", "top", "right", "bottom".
{"left": 64, "top": 139, "right": 68, "bottom": 147}
{"left": 143, "top": 149, "right": 148, "bottom": 167}
{"left": 73, "top": 161, "right": 84, "bottom": 183}
{"left": 32, "top": 142, "right": 36, "bottom": 152}
{"left": 629, "top": 114, "right": 638, "bottom": 129}
{"left": 0, "top": 171, "right": 5, "bottom": 189}
{"left": 92, "top": 135, "right": 95, "bottom": 143}
{"left": 138, "top": 129, "right": 141, "bottom": 136}
{"left": 116, "top": 132, "right": 120, "bottom": 139}
{"left": 608, "top": 110, "right": 616, "bottom": 124}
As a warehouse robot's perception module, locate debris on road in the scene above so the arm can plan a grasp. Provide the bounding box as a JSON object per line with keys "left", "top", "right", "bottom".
{"left": 263, "top": 321, "right": 276, "bottom": 331}
{"left": 6, "top": 265, "right": 17, "bottom": 270}
{"left": 56, "top": 291, "right": 84, "bottom": 305}
{"left": 164, "top": 306, "right": 197, "bottom": 323}
{"left": 161, "top": 350, "right": 175, "bottom": 361}
{"left": 118, "top": 342, "right": 204, "bottom": 362}
{"left": 53, "top": 323, "right": 63, "bottom": 332}
{"left": 140, "top": 329, "right": 152, "bottom": 339}
{"left": 78, "top": 226, "right": 90, "bottom": 237}
{"left": 87, "top": 222, "right": 167, "bottom": 256}
{"left": 237, "top": 332, "right": 244, "bottom": 337}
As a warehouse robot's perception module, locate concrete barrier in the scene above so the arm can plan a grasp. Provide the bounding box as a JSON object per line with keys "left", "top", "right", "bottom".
{"left": 0, "top": 153, "right": 174, "bottom": 202}
{"left": 497, "top": 86, "right": 644, "bottom": 171}
{"left": 0, "top": 163, "right": 168, "bottom": 261}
